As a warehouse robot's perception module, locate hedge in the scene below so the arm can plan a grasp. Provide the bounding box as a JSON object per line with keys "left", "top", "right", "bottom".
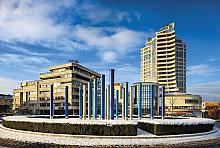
{"left": 138, "top": 122, "right": 214, "bottom": 135}
{"left": 2, "top": 120, "right": 137, "bottom": 136}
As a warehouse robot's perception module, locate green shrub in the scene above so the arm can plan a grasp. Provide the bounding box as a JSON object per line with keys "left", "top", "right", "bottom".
{"left": 138, "top": 122, "right": 214, "bottom": 135}
{"left": 2, "top": 120, "right": 137, "bottom": 136}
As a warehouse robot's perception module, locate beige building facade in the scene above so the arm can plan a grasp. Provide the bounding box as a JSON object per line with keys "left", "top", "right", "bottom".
{"left": 141, "top": 22, "right": 186, "bottom": 93}
{"left": 13, "top": 61, "right": 101, "bottom": 115}
{"left": 165, "top": 93, "right": 202, "bottom": 116}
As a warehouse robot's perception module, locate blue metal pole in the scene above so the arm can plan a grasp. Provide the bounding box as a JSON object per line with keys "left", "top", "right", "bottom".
{"left": 150, "top": 85, "right": 154, "bottom": 119}
{"left": 65, "top": 85, "right": 68, "bottom": 118}
{"left": 50, "top": 84, "right": 54, "bottom": 119}
{"left": 109, "top": 69, "right": 115, "bottom": 120}
{"left": 101, "top": 74, "right": 105, "bottom": 119}
{"left": 116, "top": 90, "right": 119, "bottom": 119}
{"left": 138, "top": 83, "right": 142, "bottom": 119}
{"left": 161, "top": 85, "right": 165, "bottom": 119}
{"left": 93, "top": 78, "right": 98, "bottom": 119}
{"left": 79, "top": 86, "right": 83, "bottom": 119}
{"left": 88, "top": 81, "right": 92, "bottom": 119}
{"left": 125, "top": 82, "right": 128, "bottom": 119}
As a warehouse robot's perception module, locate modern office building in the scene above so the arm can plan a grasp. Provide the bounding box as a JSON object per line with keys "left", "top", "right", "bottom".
{"left": 165, "top": 93, "right": 202, "bottom": 116}
{"left": 141, "top": 22, "right": 186, "bottom": 93}
{"left": 13, "top": 60, "right": 101, "bottom": 115}
{"left": 132, "top": 82, "right": 159, "bottom": 116}
{"left": 202, "top": 102, "right": 220, "bottom": 119}
{"left": 0, "top": 94, "right": 13, "bottom": 114}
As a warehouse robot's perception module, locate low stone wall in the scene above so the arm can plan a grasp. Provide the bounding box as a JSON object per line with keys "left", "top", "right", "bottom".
{"left": 138, "top": 122, "right": 214, "bottom": 135}
{"left": 2, "top": 119, "right": 137, "bottom": 136}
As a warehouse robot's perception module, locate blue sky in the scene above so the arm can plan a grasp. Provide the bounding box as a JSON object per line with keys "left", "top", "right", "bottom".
{"left": 0, "top": 0, "right": 220, "bottom": 101}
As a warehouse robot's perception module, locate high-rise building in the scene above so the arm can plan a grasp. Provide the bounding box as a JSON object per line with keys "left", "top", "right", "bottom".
{"left": 141, "top": 23, "right": 186, "bottom": 93}
{"left": 13, "top": 61, "right": 101, "bottom": 115}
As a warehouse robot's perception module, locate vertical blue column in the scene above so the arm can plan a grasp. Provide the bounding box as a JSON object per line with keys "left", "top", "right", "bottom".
{"left": 125, "top": 82, "right": 128, "bottom": 119}
{"left": 101, "top": 74, "right": 105, "bottom": 119}
{"left": 161, "top": 85, "right": 165, "bottom": 119}
{"left": 150, "top": 85, "right": 154, "bottom": 119}
{"left": 109, "top": 69, "right": 115, "bottom": 120}
{"left": 116, "top": 90, "right": 119, "bottom": 119}
{"left": 65, "top": 85, "right": 69, "bottom": 118}
{"left": 93, "top": 78, "right": 98, "bottom": 119}
{"left": 50, "top": 84, "right": 54, "bottom": 119}
{"left": 79, "top": 86, "right": 83, "bottom": 119}
{"left": 88, "top": 81, "right": 92, "bottom": 119}
{"left": 138, "top": 83, "right": 142, "bottom": 119}
{"left": 106, "top": 85, "right": 110, "bottom": 120}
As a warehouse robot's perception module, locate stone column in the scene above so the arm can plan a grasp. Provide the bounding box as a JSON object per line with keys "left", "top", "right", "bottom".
{"left": 138, "top": 83, "right": 142, "bottom": 119}
{"left": 50, "top": 84, "right": 54, "bottom": 119}
{"left": 93, "top": 78, "right": 98, "bottom": 119}
{"left": 83, "top": 84, "right": 86, "bottom": 120}
{"left": 129, "top": 86, "right": 133, "bottom": 120}
{"left": 64, "top": 85, "right": 69, "bottom": 118}
{"left": 79, "top": 86, "right": 83, "bottom": 119}
{"left": 150, "top": 85, "right": 154, "bottom": 119}
{"left": 101, "top": 74, "right": 105, "bottom": 120}
{"left": 87, "top": 81, "right": 92, "bottom": 120}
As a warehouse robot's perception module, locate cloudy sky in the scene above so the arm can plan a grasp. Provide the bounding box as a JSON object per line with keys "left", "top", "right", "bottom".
{"left": 0, "top": 0, "right": 220, "bottom": 101}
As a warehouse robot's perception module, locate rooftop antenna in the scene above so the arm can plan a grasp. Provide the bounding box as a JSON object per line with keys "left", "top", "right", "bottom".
{"left": 69, "top": 60, "right": 79, "bottom": 63}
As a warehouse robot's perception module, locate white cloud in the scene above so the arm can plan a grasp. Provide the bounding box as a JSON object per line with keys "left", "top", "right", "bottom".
{"left": 0, "top": 76, "right": 19, "bottom": 94}
{"left": 0, "top": 0, "right": 74, "bottom": 43}
{"left": 5, "top": 44, "right": 51, "bottom": 56}
{"left": 188, "top": 64, "right": 220, "bottom": 76}
{"left": 82, "top": 62, "right": 140, "bottom": 84}
{"left": 0, "top": 0, "right": 80, "bottom": 53}
{"left": 75, "top": 2, "right": 135, "bottom": 24}
{"left": 188, "top": 81, "right": 220, "bottom": 101}
{"left": 0, "top": 0, "right": 145, "bottom": 63}
{"left": 100, "top": 51, "right": 118, "bottom": 63}
{"left": 206, "top": 57, "right": 219, "bottom": 62}
{"left": 0, "top": 53, "right": 50, "bottom": 65}
{"left": 73, "top": 26, "right": 145, "bottom": 62}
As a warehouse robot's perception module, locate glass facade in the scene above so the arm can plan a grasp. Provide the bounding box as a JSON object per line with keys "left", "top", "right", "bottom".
{"left": 133, "top": 82, "right": 159, "bottom": 116}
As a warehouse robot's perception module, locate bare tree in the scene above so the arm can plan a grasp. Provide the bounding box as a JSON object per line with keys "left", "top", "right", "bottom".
{"left": 167, "top": 95, "right": 178, "bottom": 116}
